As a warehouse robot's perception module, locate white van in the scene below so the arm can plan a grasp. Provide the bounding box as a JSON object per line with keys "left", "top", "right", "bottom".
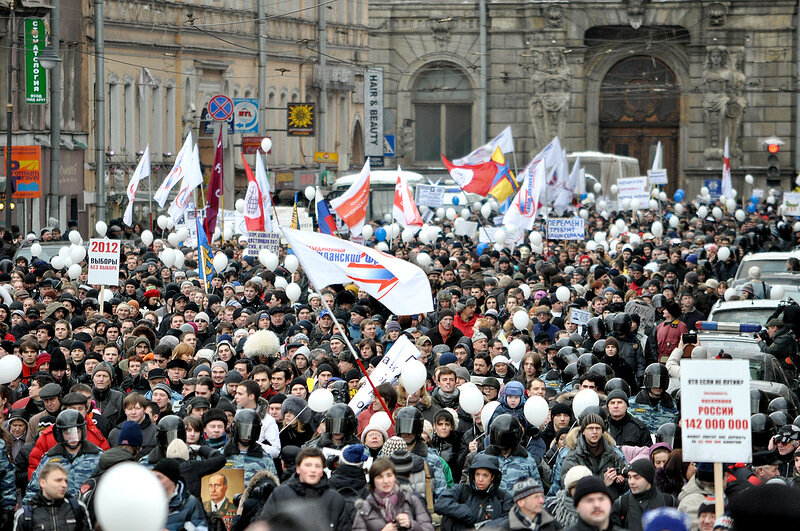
{"left": 566, "top": 151, "right": 641, "bottom": 196}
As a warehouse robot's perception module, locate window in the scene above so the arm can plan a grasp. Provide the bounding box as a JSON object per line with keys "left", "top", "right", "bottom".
{"left": 165, "top": 80, "right": 176, "bottom": 154}
{"left": 413, "top": 64, "right": 472, "bottom": 162}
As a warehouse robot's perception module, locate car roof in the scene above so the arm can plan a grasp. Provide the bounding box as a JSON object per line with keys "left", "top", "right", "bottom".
{"left": 710, "top": 299, "right": 780, "bottom": 311}
{"left": 741, "top": 251, "right": 800, "bottom": 260}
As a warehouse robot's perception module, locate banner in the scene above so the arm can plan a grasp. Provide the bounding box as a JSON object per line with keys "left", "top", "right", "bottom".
{"left": 123, "top": 146, "right": 151, "bottom": 226}
{"left": 392, "top": 167, "right": 423, "bottom": 228}
{"left": 244, "top": 231, "right": 281, "bottom": 256}
{"left": 6, "top": 146, "right": 41, "bottom": 199}
{"left": 546, "top": 217, "right": 585, "bottom": 240}
{"left": 24, "top": 19, "right": 47, "bottom": 104}
{"left": 681, "top": 360, "right": 752, "bottom": 463}
{"left": 281, "top": 227, "right": 433, "bottom": 315}
{"left": 330, "top": 159, "right": 370, "bottom": 235}
{"left": 154, "top": 133, "right": 193, "bottom": 207}
{"left": 204, "top": 128, "right": 224, "bottom": 237}
{"left": 415, "top": 184, "right": 445, "bottom": 208}
{"left": 348, "top": 336, "right": 421, "bottom": 414}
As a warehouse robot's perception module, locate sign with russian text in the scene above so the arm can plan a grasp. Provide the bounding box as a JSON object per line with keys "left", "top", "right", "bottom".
{"left": 680, "top": 360, "right": 751, "bottom": 463}
{"left": 349, "top": 335, "right": 421, "bottom": 414}
{"left": 87, "top": 239, "right": 121, "bottom": 286}
{"left": 364, "top": 67, "right": 384, "bottom": 160}
{"left": 782, "top": 192, "right": 800, "bottom": 216}
{"left": 625, "top": 300, "right": 655, "bottom": 329}
{"left": 244, "top": 231, "right": 280, "bottom": 256}
{"left": 617, "top": 176, "right": 650, "bottom": 202}
{"left": 415, "top": 184, "right": 445, "bottom": 208}
{"left": 24, "top": 19, "right": 47, "bottom": 104}
{"left": 6, "top": 146, "right": 42, "bottom": 199}
{"left": 647, "top": 169, "right": 668, "bottom": 185}
{"left": 568, "top": 308, "right": 591, "bottom": 326}
{"left": 547, "top": 217, "right": 585, "bottom": 240}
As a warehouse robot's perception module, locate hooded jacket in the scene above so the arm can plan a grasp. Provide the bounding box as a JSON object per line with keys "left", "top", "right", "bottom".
{"left": 352, "top": 484, "right": 435, "bottom": 531}
{"left": 231, "top": 469, "right": 281, "bottom": 531}
{"left": 164, "top": 480, "right": 208, "bottom": 531}
{"left": 260, "top": 473, "right": 353, "bottom": 531}
{"left": 676, "top": 475, "right": 714, "bottom": 531}
{"left": 434, "top": 454, "right": 512, "bottom": 531}
{"left": 560, "top": 429, "right": 626, "bottom": 497}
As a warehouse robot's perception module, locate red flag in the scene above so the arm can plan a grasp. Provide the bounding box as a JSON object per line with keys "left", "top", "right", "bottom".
{"left": 203, "top": 128, "right": 224, "bottom": 237}
{"left": 441, "top": 154, "right": 498, "bottom": 196}
{"left": 241, "top": 154, "right": 265, "bottom": 232}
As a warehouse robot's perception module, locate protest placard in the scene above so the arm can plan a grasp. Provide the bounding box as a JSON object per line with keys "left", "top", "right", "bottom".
{"left": 625, "top": 300, "right": 655, "bottom": 329}
{"left": 455, "top": 220, "right": 478, "bottom": 237}
{"left": 568, "top": 308, "right": 591, "bottom": 326}
{"left": 647, "top": 169, "right": 667, "bottom": 185}
{"left": 415, "top": 184, "right": 445, "bottom": 208}
{"left": 782, "top": 192, "right": 800, "bottom": 216}
{"left": 348, "top": 335, "right": 421, "bottom": 414}
{"left": 617, "top": 176, "right": 650, "bottom": 203}
{"left": 547, "top": 218, "right": 585, "bottom": 240}
{"left": 244, "top": 232, "right": 281, "bottom": 256}
{"left": 87, "top": 239, "right": 120, "bottom": 286}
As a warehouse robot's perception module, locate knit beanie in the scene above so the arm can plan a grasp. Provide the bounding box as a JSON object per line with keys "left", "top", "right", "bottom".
{"left": 202, "top": 408, "right": 228, "bottom": 428}
{"left": 340, "top": 444, "right": 369, "bottom": 467}
{"left": 152, "top": 383, "right": 173, "bottom": 398}
{"left": 211, "top": 361, "right": 228, "bottom": 372}
{"left": 563, "top": 465, "right": 593, "bottom": 493}
{"left": 152, "top": 458, "right": 182, "bottom": 485}
{"left": 381, "top": 436, "right": 408, "bottom": 457}
{"left": 166, "top": 439, "right": 190, "bottom": 461}
{"left": 93, "top": 362, "right": 114, "bottom": 380}
{"left": 361, "top": 423, "right": 388, "bottom": 444}
{"left": 49, "top": 350, "right": 68, "bottom": 372}
{"left": 629, "top": 458, "right": 656, "bottom": 485}
{"left": 116, "top": 420, "right": 144, "bottom": 447}
{"left": 697, "top": 496, "right": 717, "bottom": 516}
{"left": 607, "top": 388, "right": 629, "bottom": 403}
{"left": 572, "top": 476, "right": 612, "bottom": 507}
{"left": 551, "top": 402, "right": 572, "bottom": 418}
{"left": 580, "top": 413, "right": 606, "bottom": 432}
{"left": 225, "top": 370, "right": 243, "bottom": 384}
{"left": 512, "top": 477, "right": 543, "bottom": 503}
{"left": 193, "top": 364, "right": 211, "bottom": 378}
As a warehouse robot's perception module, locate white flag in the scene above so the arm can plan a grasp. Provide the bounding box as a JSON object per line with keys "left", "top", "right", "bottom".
{"left": 154, "top": 133, "right": 192, "bottom": 207}
{"left": 453, "top": 126, "right": 515, "bottom": 166}
{"left": 123, "top": 146, "right": 151, "bottom": 226}
{"left": 167, "top": 144, "right": 203, "bottom": 223}
{"left": 651, "top": 141, "right": 663, "bottom": 171}
{"left": 722, "top": 137, "right": 732, "bottom": 199}
{"left": 503, "top": 158, "right": 545, "bottom": 232}
{"left": 255, "top": 152, "right": 273, "bottom": 232}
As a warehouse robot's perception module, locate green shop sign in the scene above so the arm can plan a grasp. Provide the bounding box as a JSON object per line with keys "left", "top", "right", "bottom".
{"left": 24, "top": 18, "right": 47, "bottom": 104}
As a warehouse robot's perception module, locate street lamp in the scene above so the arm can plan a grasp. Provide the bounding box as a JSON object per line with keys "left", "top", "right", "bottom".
{"left": 39, "top": 44, "right": 62, "bottom": 227}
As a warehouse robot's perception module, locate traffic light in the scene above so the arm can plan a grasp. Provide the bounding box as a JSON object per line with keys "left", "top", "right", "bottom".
{"left": 764, "top": 137, "right": 784, "bottom": 180}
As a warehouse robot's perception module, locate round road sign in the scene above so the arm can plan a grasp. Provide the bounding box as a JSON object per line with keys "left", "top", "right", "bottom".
{"left": 207, "top": 95, "right": 234, "bottom": 121}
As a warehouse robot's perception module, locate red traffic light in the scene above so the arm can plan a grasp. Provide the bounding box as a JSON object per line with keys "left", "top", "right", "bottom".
{"left": 768, "top": 143, "right": 780, "bottom": 154}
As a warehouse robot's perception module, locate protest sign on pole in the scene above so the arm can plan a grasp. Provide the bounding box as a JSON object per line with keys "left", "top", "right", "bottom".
{"left": 617, "top": 176, "right": 650, "bottom": 203}
{"left": 546, "top": 218, "right": 585, "bottom": 240}
{"left": 415, "top": 184, "right": 445, "bottom": 208}
{"left": 782, "top": 192, "right": 800, "bottom": 216}
{"left": 244, "top": 232, "right": 281, "bottom": 256}
{"left": 349, "top": 335, "right": 421, "bottom": 414}
{"left": 87, "top": 239, "right": 121, "bottom": 286}
{"left": 568, "top": 308, "right": 591, "bottom": 326}
{"left": 647, "top": 169, "right": 668, "bottom": 185}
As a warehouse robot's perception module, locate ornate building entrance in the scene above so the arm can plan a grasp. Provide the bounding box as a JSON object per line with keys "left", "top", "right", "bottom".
{"left": 599, "top": 56, "right": 679, "bottom": 193}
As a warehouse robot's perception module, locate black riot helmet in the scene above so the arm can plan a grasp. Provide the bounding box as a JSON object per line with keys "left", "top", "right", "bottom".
{"left": 604, "top": 313, "right": 617, "bottom": 333}
{"left": 769, "top": 410, "right": 790, "bottom": 428}
{"left": 751, "top": 413, "right": 776, "bottom": 448}
{"left": 489, "top": 414, "right": 523, "bottom": 450}
{"left": 325, "top": 403, "right": 357, "bottom": 436}
{"left": 231, "top": 409, "right": 262, "bottom": 447}
{"left": 652, "top": 294, "right": 666, "bottom": 310}
{"left": 588, "top": 363, "right": 615, "bottom": 386}
{"left": 592, "top": 340, "right": 607, "bottom": 358}
{"left": 643, "top": 363, "right": 669, "bottom": 391}
{"left": 54, "top": 410, "right": 86, "bottom": 448}
{"left": 563, "top": 363, "right": 578, "bottom": 383}
{"left": 750, "top": 389, "right": 770, "bottom": 415}
{"left": 569, "top": 333, "right": 584, "bottom": 346}
{"left": 554, "top": 347, "right": 578, "bottom": 371}
{"left": 329, "top": 380, "right": 350, "bottom": 404}
{"left": 768, "top": 396, "right": 798, "bottom": 419}
{"left": 156, "top": 415, "right": 186, "bottom": 452}
{"left": 394, "top": 407, "right": 423, "bottom": 438}
{"left": 587, "top": 317, "right": 605, "bottom": 339}
{"left": 612, "top": 313, "right": 632, "bottom": 337}
{"left": 655, "top": 423, "right": 681, "bottom": 449}
{"left": 604, "top": 377, "right": 631, "bottom": 397}
{"left": 555, "top": 337, "right": 573, "bottom": 349}
{"left": 577, "top": 354, "right": 599, "bottom": 375}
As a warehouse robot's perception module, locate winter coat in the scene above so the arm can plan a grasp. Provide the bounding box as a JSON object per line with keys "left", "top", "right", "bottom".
{"left": 611, "top": 487, "right": 676, "bottom": 531}
{"left": 565, "top": 518, "right": 625, "bottom": 531}
{"left": 178, "top": 446, "right": 227, "bottom": 498}
{"left": 628, "top": 390, "right": 678, "bottom": 434}
{"left": 27, "top": 424, "right": 109, "bottom": 480}
{"left": 107, "top": 415, "right": 157, "bottom": 458}
{"left": 428, "top": 326, "right": 464, "bottom": 351}
{"left": 607, "top": 413, "right": 651, "bottom": 448}
{"left": 25, "top": 442, "right": 103, "bottom": 503}
{"left": 431, "top": 431, "right": 464, "bottom": 481}
{"left": 462, "top": 444, "right": 541, "bottom": 493}
{"left": 489, "top": 506, "right": 562, "bottom": 530}
{"left": 434, "top": 454, "right": 513, "bottom": 531}
{"left": 13, "top": 493, "right": 91, "bottom": 531}
{"left": 656, "top": 319, "right": 687, "bottom": 363}
{"left": 231, "top": 469, "right": 280, "bottom": 531}
{"left": 560, "top": 431, "right": 626, "bottom": 497}
{"left": 762, "top": 326, "right": 798, "bottom": 360}
{"left": 164, "top": 481, "right": 208, "bottom": 531}
{"left": 676, "top": 476, "right": 714, "bottom": 531}
{"left": 352, "top": 484, "right": 434, "bottom": 531}
{"left": 92, "top": 388, "right": 125, "bottom": 425}
{"left": 260, "top": 473, "right": 353, "bottom": 530}
{"left": 602, "top": 354, "right": 638, "bottom": 394}
{"left": 613, "top": 333, "right": 646, "bottom": 382}
{"left": 544, "top": 489, "right": 580, "bottom": 528}
{"left": 329, "top": 463, "right": 368, "bottom": 502}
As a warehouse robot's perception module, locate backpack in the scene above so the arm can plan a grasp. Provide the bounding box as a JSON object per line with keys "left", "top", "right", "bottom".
{"left": 20, "top": 496, "right": 84, "bottom": 531}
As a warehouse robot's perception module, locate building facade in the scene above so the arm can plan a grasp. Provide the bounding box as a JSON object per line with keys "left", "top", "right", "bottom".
{"left": 369, "top": 0, "right": 798, "bottom": 196}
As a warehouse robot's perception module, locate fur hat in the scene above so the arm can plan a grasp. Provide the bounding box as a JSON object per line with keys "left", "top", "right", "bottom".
{"left": 166, "top": 439, "right": 190, "bottom": 461}
{"left": 243, "top": 330, "right": 280, "bottom": 359}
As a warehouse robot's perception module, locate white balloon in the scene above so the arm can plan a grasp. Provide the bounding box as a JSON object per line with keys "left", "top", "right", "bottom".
{"left": 630, "top": 198, "right": 640, "bottom": 211}
{"left": 659, "top": 191, "right": 668, "bottom": 202}
{"left": 594, "top": 231, "right": 606, "bottom": 243}
{"left": 529, "top": 231, "right": 542, "bottom": 245}
{"left": 361, "top": 225, "right": 373, "bottom": 239}
{"left": 166, "top": 218, "right": 174, "bottom": 230}
{"left": 735, "top": 209, "right": 746, "bottom": 222}
{"left": 0, "top": 354, "right": 21, "bottom": 384}
{"left": 67, "top": 263, "right": 82, "bottom": 280}
{"left": 157, "top": 216, "right": 168, "bottom": 230}
{"left": 58, "top": 246, "right": 70, "bottom": 259}
{"left": 68, "top": 230, "right": 81, "bottom": 245}
{"left": 167, "top": 233, "right": 179, "bottom": 247}
{"left": 460, "top": 208, "right": 471, "bottom": 219}
{"left": 481, "top": 401, "right": 501, "bottom": 431}
{"left": 141, "top": 230, "right": 154, "bottom": 246}
{"left": 597, "top": 200, "right": 608, "bottom": 211}
{"left": 436, "top": 207, "right": 445, "bottom": 218}
{"left": 489, "top": 199, "right": 499, "bottom": 212}
{"left": 304, "top": 186, "right": 316, "bottom": 201}
{"left": 401, "top": 227, "right": 415, "bottom": 243}
{"left": 730, "top": 188, "right": 737, "bottom": 199}
{"left": 212, "top": 228, "right": 221, "bottom": 242}
{"left": 674, "top": 203, "right": 684, "bottom": 215}
{"left": 610, "top": 184, "right": 619, "bottom": 195}
{"left": 95, "top": 462, "right": 168, "bottom": 531}
{"left": 445, "top": 208, "right": 457, "bottom": 220}
{"left": 388, "top": 223, "right": 401, "bottom": 239}
{"left": 609, "top": 225, "right": 620, "bottom": 238}
{"left": 370, "top": 412, "right": 392, "bottom": 432}
{"left": 771, "top": 285, "right": 786, "bottom": 300}
{"left": 508, "top": 339, "right": 527, "bottom": 362}
{"left": 524, "top": 396, "right": 549, "bottom": 427}
{"left": 712, "top": 207, "right": 723, "bottom": 220}
{"left": 308, "top": 389, "right": 334, "bottom": 412}
{"left": 70, "top": 245, "right": 86, "bottom": 263}
{"left": 173, "top": 251, "right": 185, "bottom": 269}
{"left": 724, "top": 287, "right": 736, "bottom": 301}
{"left": 651, "top": 221, "right": 664, "bottom": 238}
{"left": 160, "top": 249, "right": 175, "bottom": 268}
{"left": 725, "top": 199, "right": 736, "bottom": 212}
{"left": 697, "top": 206, "right": 709, "bottom": 219}
{"left": 472, "top": 201, "right": 482, "bottom": 212}
{"left": 629, "top": 233, "right": 641, "bottom": 245}
{"left": 621, "top": 198, "right": 631, "bottom": 210}
{"left": 745, "top": 174, "right": 754, "bottom": 185}
{"left": 519, "top": 283, "right": 531, "bottom": 300}
{"left": 416, "top": 252, "right": 431, "bottom": 267}
{"left": 767, "top": 196, "right": 776, "bottom": 205}
{"left": 258, "top": 249, "right": 271, "bottom": 268}
{"left": 176, "top": 228, "right": 189, "bottom": 242}
{"left": 593, "top": 182, "right": 602, "bottom": 194}
{"left": 480, "top": 203, "right": 492, "bottom": 218}
{"left": 585, "top": 193, "right": 595, "bottom": 204}
{"left": 701, "top": 186, "right": 709, "bottom": 196}
{"left": 50, "top": 255, "right": 64, "bottom": 269}
{"left": 669, "top": 216, "right": 679, "bottom": 228}
{"left": 572, "top": 389, "right": 600, "bottom": 417}
{"left": 30, "top": 242, "right": 42, "bottom": 257}
{"left": 586, "top": 240, "right": 597, "bottom": 252}
{"left": 794, "top": 221, "right": 800, "bottom": 232}
{"left": 648, "top": 199, "right": 659, "bottom": 211}
{"left": 223, "top": 225, "right": 234, "bottom": 241}
{"left": 274, "top": 276, "right": 288, "bottom": 289}
{"left": 556, "top": 286, "right": 571, "bottom": 302}
{"left": 95, "top": 221, "right": 108, "bottom": 237}
{"left": 512, "top": 311, "right": 530, "bottom": 331}
{"left": 717, "top": 247, "right": 731, "bottom": 261}
{"left": 399, "top": 359, "right": 427, "bottom": 394}
{"left": 286, "top": 282, "right": 302, "bottom": 302}
{"left": 579, "top": 209, "right": 589, "bottom": 220}
{"left": 376, "top": 242, "right": 389, "bottom": 251}
{"left": 263, "top": 251, "right": 279, "bottom": 271}
{"left": 493, "top": 229, "right": 506, "bottom": 244}
{"left": 615, "top": 219, "right": 625, "bottom": 231}
{"left": 459, "top": 384, "right": 484, "bottom": 415}
{"left": 235, "top": 198, "right": 245, "bottom": 214}
{"left": 284, "top": 255, "right": 299, "bottom": 273}
{"left": 261, "top": 137, "right": 272, "bottom": 153}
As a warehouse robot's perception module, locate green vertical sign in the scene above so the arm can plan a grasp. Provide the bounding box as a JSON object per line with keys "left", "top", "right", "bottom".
{"left": 24, "top": 18, "right": 47, "bottom": 104}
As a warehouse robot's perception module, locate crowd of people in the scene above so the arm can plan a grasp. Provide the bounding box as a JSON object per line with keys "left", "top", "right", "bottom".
{"left": 0, "top": 194, "right": 798, "bottom": 531}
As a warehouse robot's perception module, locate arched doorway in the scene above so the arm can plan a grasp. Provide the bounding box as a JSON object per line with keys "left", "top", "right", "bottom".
{"left": 599, "top": 56, "right": 679, "bottom": 193}
{"left": 352, "top": 120, "right": 364, "bottom": 169}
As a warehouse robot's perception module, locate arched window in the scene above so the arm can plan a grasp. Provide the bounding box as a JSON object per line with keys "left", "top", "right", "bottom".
{"left": 412, "top": 63, "right": 472, "bottom": 162}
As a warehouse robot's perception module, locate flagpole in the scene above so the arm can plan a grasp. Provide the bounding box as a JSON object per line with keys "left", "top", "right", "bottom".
{"left": 194, "top": 188, "right": 208, "bottom": 294}
{"left": 148, "top": 158, "right": 153, "bottom": 232}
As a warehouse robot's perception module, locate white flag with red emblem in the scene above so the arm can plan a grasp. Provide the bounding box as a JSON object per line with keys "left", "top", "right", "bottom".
{"left": 392, "top": 167, "right": 423, "bottom": 228}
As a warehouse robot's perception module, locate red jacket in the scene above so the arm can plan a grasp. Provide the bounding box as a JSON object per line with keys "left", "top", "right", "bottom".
{"left": 454, "top": 313, "right": 480, "bottom": 337}
{"left": 28, "top": 415, "right": 110, "bottom": 479}
{"left": 656, "top": 319, "right": 688, "bottom": 363}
